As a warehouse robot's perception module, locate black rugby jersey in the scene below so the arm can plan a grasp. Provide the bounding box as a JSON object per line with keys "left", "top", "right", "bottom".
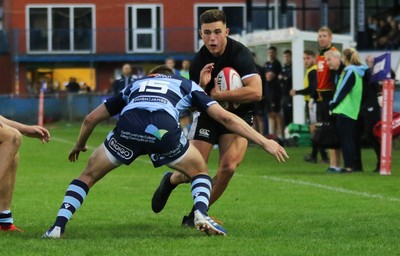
{"left": 189, "top": 37, "right": 258, "bottom": 116}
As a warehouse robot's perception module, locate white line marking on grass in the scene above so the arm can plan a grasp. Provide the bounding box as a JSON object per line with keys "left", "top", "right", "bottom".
{"left": 51, "top": 136, "right": 152, "bottom": 164}
{"left": 258, "top": 175, "right": 400, "bottom": 202}
{"left": 52, "top": 137, "right": 400, "bottom": 202}
{"left": 51, "top": 137, "right": 96, "bottom": 150}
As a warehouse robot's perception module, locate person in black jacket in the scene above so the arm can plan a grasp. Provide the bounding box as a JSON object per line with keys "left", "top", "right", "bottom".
{"left": 265, "top": 46, "right": 283, "bottom": 138}
{"left": 252, "top": 51, "right": 268, "bottom": 136}
{"left": 112, "top": 63, "right": 134, "bottom": 95}
{"left": 66, "top": 77, "right": 80, "bottom": 93}
{"left": 279, "top": 49, "right": 293, "bottom": 127}
{"left": 354, "top": 55, "right": 397, "bottom": 172}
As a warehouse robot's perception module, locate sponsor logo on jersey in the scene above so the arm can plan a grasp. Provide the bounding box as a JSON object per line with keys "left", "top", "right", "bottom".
{"left": 145, "top": 124, "right": 168, "bottom": 140}
{"left": 108, "top": 138, "right": 134, "bottom": 160}
{"left": 198, "top": 128, "right": 210, "bottom": 138}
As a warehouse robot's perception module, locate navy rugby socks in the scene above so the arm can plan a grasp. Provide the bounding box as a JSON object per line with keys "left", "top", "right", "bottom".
{"left": 0, "top": 210, "right": 13, "bottom": 226}
{"left": 191, "top": 174, "right": 212, "bottom": 215}
{"left": 53, "top": 179, "right": 89, "bottom": 233}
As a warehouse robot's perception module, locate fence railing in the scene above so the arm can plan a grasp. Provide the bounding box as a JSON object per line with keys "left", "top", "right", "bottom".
{"left": 0, "top": 93, "right": 113, "bottom": 124}
{"left": 1, "top": 86, "right": 400, "bottom": 125}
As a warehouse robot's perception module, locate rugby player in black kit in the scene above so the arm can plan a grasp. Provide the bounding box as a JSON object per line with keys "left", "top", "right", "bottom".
{"left": 152, "top": 9, "right": 264, "bottom": 226}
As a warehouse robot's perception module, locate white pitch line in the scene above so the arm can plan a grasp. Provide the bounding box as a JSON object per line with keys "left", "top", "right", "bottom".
{"left": 257, "top": 175, "right": 400, "bottom": 202}
{"left": 52, "top": 136, "right": 400, "bottom": 202}
{"left": 51, "top": 137, "right": 96, "bottom": 150}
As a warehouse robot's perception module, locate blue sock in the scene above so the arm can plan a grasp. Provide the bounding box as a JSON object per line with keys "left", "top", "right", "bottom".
{"left": 53, "top": 179, "right": 89, "bottom": 233}
{"left": 191, "top": 174, "right": 212, "bottom": 215}
{"left": 0, "top": 210, "right": 13, "bottom": 225}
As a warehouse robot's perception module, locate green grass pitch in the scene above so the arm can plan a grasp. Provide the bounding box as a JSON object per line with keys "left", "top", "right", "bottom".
{"left": 1, "top": 122, "right": 400, "bottom": 255}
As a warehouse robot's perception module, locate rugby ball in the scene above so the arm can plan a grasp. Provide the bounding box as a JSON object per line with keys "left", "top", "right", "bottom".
{"left": 216, "top": 67, "right": 243, "bottom": 109}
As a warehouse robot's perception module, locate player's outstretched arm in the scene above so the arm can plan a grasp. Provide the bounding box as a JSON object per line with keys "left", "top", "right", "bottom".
{"left": 206, "top": 104, "right": 289, "bottom": 163}
{"left": 0, "top": 115, "right": 50, "bottom": 143}
{"left": 69, "top": 104, "right": 111, "bottom": 162}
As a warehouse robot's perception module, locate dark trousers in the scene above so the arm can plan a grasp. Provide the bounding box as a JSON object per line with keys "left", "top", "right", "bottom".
{"left": 281, "top": 96, "right": 293, "bottom": 126}
{"left": 315, "top": 91, "right": 334, "bottom": 160}
{"left": 354, "top": 105, "right": 381, "bottom": 171}
{"left": 336, "top": 114, "right": 356, "bottom": 169}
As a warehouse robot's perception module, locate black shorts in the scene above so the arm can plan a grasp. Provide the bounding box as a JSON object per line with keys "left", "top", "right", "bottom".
{"left": 188, "top": 111, "right": 253, "bottom": 145}
{"left": 103, "top": 109, "right": 189, "bottom": 167}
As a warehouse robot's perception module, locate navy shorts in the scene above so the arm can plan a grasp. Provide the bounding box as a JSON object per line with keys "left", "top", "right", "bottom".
{"left": 188, "top": 111, "right": 253, "bottom": 145}
{"left": 104, "top": 109, "right": 189, "bottom": 167}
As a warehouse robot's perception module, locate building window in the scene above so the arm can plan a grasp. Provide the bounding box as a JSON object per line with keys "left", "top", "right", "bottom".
{"left": 194, "top": 4, "right": 246, "bottom": 51}
{"left": 252, "top": 3, "right": 296, "bottom": 31}
{"left": 27, "top": 5, "right": 95, "bottom": 53}
{"left": 126, "top": 5, "right": 163, "bottom": 53}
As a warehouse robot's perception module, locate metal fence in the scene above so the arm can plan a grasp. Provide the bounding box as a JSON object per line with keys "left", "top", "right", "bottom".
{"left": 1, "top": 85, "right": 400, "bottom": 125}
{"left": 0, "top": 92, "right": 113, "bottom": 124}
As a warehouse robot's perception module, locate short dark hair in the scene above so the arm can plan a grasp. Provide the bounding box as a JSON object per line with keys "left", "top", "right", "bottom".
{"left": 200, "top": 9, "right": 226, "bottom": 25}
{"left": 149, "top": 65, "right": 174, "bottom": 75}
{"left": 268, "top": 46, "right": 277, "bottom": 52}
{"left": 303, "top": 49, "right": 315, "bottom": 56}
{"left": 283, "top": 49, "right": 292, "bottom": 55}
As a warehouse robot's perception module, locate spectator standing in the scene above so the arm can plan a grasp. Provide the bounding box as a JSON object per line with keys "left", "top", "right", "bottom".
{"left": 375, "top": 17, "right": 391, "bottom": 49}
{"left": 179, "top": 59, "right": 191, "bottom": 79}
{"left": 314, "top": 27, "right": 341, "bottom": 172}
{"left": 353, "top": 55, "right": 382, "bottom": 172}
{"left": 291, "top": 50, "right": 328, "bottom": 163}
{"left": 165, "top": 57, "right": 179, "bottom": 75}
{"left": 112, "top": 63, "right": 134, "bottom": 96}
{"left": 66, "top": 77, "right": 81, "bottom": 122}
{"left": 279, "top": 49, "right": 293, "bottom": 127}
{"left": 387, "top": 19, "right": 400, "bottom": 49}
{"left": 326, "top": 48, "right": 367, "bottom": 173}
{"left": 66, "top": 77, "right": 80, "bottom": 93}
{"left": 265, "top": 46, "right": 283, "bottom": 139}
{"left": 252, "top": 52, "right": 268, "bottom": 136}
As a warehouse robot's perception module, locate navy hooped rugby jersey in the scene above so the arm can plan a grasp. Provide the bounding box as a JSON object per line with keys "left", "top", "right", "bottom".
{"left": 104, "top": 74, "right": 217, "bottom": 122}
{"left": 190, "top": 37, "right": 259, "bottom": 116}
